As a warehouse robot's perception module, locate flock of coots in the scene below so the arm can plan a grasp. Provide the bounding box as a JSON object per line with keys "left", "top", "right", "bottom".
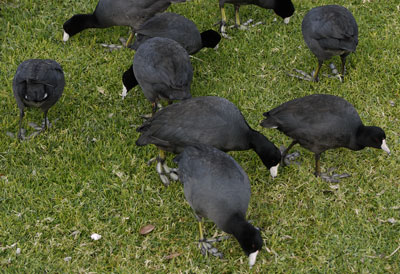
{"left": 12, "top": 0, "right": 390, "bottom": 268}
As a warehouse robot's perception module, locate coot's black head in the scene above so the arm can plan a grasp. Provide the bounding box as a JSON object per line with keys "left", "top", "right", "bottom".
{"left": 122, "top": 65, "right": 138, "bottom": 92}
{"left": 272, "top": 0, "right": 295, "bottom": 19}
{"left": 236, "top": 222, "right": 263, "bottom": 267}
{"left": 63, "top": 15, "right": 85, "bottom": 37}
{"left": 201, "top": 30, "right": 221, "bottom": 49}
{"left": 358, "top": 126, "right": 390, "bottom": 154}
{"left": 63, "top": 14, "right": 97, "bottom": 41}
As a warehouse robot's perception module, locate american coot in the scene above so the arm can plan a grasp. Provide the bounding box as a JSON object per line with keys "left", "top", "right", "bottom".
{"left": 136, "top": 96, "right": 281, "bottom": 186}
{"left": 13, "top": 59, "right": 65, "bottom": 140}
{"left": 218, "top": 0, "right": 295, "bottom": 38}
{"left": 289, "top": 5, "right": 358, "bottom": 82}
{"left": 122, "top": 37, "right": 193, "bottom": 114}
{"left": 131, "top": 12, "right": 221, "bottom": 55}
{"left": 175, "top": 144, "right": 262, "bottom": 267}
{"left": 261, "top": 94, "right": 390, "bottom": 180}
{"left": 62, "top": 0, "right": 188, "bottom": 46}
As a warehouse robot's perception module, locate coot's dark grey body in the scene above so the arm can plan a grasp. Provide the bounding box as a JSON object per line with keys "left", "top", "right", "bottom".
{"left": 218, "top": 0, "right": 295, "bottom": 35}
{"left": 13, "top": 59, "right": 65, "bottom": 139}
{"left": 261, "top": 94, "right": 390, "bottom": 176}
{"left": 137, "top": 96, "right": 281, "bottom": 176}
{"left": 122, "top": 37, "right": 193, "bottom": 108}
{"left": 301, "top": 5, "right": 358, "bottom": 81}
{"left": 63, "top": 0, "right": 187, "bottom": 41}
{"left": 220, "top": 0, "right": 294, "bottom": 18}
{"left": 132, "top": 12, "right": 221, "bottom": 55}
{"left": 175, "top": 144, "right": 262, "bottom": 266}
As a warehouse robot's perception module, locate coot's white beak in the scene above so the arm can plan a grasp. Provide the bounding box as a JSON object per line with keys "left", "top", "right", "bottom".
{"left": 381, "top": 139, "right": 390, "bottom": 155}
{"left": 269, "top": 163, "right": 279, "bottom": 178}
{"left": 63, "top": 31, "right": 70, "bottom": 42}
{"left": 283, "top": 17, "right": 291, "bottom": 24}
{"left": 249, "top": 250, "right": 259, "bottom": 268}
{"left": 121, "top": 85, "right": 127, "bottom": 99}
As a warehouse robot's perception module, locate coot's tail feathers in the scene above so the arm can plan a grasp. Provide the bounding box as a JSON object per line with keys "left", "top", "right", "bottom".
{"left": 318, "top": 37, "right": 357, "bottom": 53}
{"left": 136, "top": 134, "right": 172, "bottom": 148}
{"left": 339, "top": 38, "right": 358, "bottom": 52}
{"left": 135, "top": 135, "right": 148, "bottom": 146}
{"left": 168, "top": 89, "right": 192, "bottom": 100}
{"left": 136, "top": 123, "right": 150, "bottom": 133}
{"left": 155, "top": 84, "right": 192, "bottom": 101}
{"left": 260, "top": 116, "right": 278, "bottom": 128}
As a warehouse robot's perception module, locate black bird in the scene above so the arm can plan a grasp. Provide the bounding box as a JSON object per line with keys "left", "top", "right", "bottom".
{"left": 290, "top": 5, "right": 358, "bottom": 82}
{"left": 175, "top": 144, "right": 262, "bottom": 267}
{"left": 131, "top": 12, "right": 221, "bottom": 55}
{"left": 122, "top": 37, "right": 193, "bottom": 114}
{"left": 13, "top": 59, "right": 65, "bottom": 140}
{"left": 136, "top": 96, "right": 281, "bottom": 185}
{"left": 261, "top": 94, "right": 390, "bottom": 180}
{"left": 63, "top": 0, "right": 188, "bottom": 46}
{"left": 218, "top": 0, "right": 295, "bottom": 37}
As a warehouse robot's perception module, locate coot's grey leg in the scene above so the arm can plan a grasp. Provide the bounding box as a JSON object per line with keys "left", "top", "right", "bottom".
{"left": 140, "top": 102, "right": 163, "bottom": 119}
{"left": 230, "top": 5, "right": 262, "bottom": 31}
{"left": 314, "top": 153, "right": 321, "bottom": 177}
{"left": 197, "top": 220, "right": 226, "bottom": 259}
{"left": 25, "top": 110, "right": 58, "bottom": 139}
{"left": 340, "top": 55, "right": 348, "bottom": 77}
{"left": 42, "top": 110, "right": 49, "bottom": 130}
{"left": 234, "top": 5, "right": 241, "bottom": 28}
{"left": 149, "top": 149, "right": 179, "bottom": 186}
{"left": 320, "top": 167, "right": 351, "bottom": 183}
{"left": 281, "top": 140, "right": 299, "bottom": 166}
{"left": 322, "top": 63, "right": 343, "bottom": 82}
{"left": 288, "top": 60, "right": 323, "bottom": 82}
{"left": 219, "top": 5, "right": 231, "bottom": 39}
{"left": 17, "top": 109, "right": 25, "bottom": 140}
{"left": 126, "top": 30, "right": 134, "bottom": 47}
{"left": 100, "top": 43, "right": 123, "bottom": 51}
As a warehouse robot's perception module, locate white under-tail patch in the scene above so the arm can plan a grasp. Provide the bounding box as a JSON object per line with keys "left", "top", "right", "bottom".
{"left": 63, "top": 31, "right": 70, "bottom": 42}
{"left": 269, "top": 163, "right": 279, "bottom": 178}
{"left": 249, "top": 250, "right": 259, "bottom": 268}
{"left": 283, "top": 17, "right": 291, "bottom": 24}
{"left": 381, "top": 139, "right": 390, "bottom": 154}
{"left": 121, "top": 85, "right": 127, "bottom": 99}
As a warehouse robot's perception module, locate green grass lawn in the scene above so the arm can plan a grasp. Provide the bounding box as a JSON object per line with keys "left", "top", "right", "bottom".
{"left": 1, "top": 0, "right": 399, "bottom": 272}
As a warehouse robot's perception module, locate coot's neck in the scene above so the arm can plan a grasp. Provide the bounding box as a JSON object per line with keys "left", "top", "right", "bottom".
{"left": 226, "top": 213, "right": 249, "bottom": 239}
{"left": 248, "top": 129, "right": 280, "bottom": 168}
{"left": 226, "top": 213, "right": 260, "bottom": 256}
{"left": 248, "top": 129, "right": 266, "bottom": 150}
{"left": 254, "top": 0, "right": 274, "bottom": 9}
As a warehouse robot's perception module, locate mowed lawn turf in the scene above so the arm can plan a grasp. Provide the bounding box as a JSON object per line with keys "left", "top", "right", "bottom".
{"left": 0, "top": 0, "right": 399, "bottom": 272}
